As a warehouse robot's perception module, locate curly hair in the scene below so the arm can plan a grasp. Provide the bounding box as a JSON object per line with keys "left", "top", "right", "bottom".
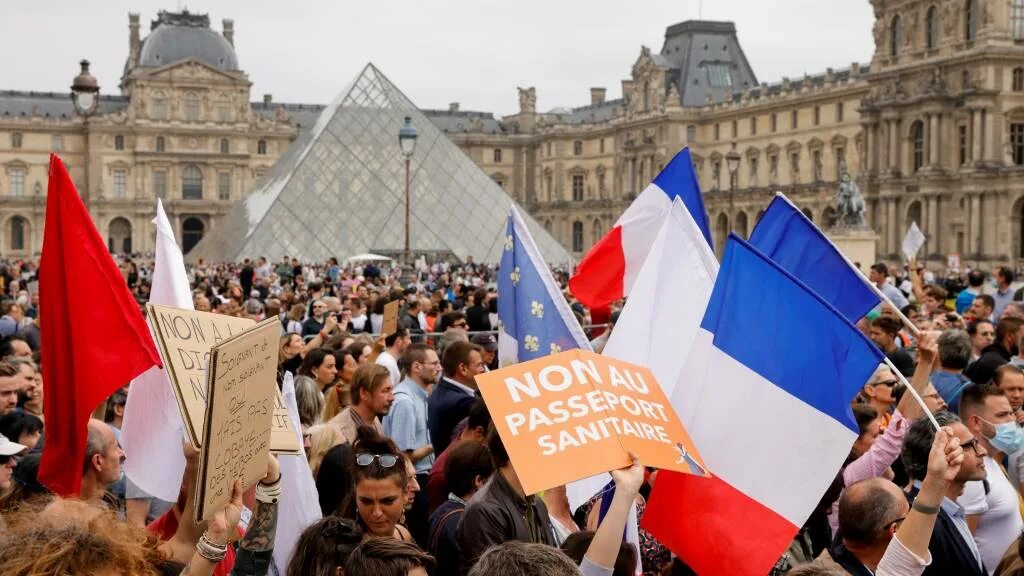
{"left": 286, "top": 517, "right": 363, "bottom": 576}
{"left": 0, "top": 500, "right": 165, "bottom": 575}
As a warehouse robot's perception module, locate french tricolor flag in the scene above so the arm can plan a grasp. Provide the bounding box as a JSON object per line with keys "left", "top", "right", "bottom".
{"left": 642, "top": 234, "right": 883, "bottom": 576}
{"left": 569, "top": 147, "right": 712, "bottom": 308}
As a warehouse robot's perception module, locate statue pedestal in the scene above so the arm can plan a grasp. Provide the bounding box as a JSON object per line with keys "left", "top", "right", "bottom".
{"left": 827, "top": 227, "right": 879, "bottom": 269}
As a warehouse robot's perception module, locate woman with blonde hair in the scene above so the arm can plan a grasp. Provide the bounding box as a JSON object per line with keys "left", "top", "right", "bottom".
{"left": 285, "top": 303, "right": 306, "bottom": 334}
{"left": 307, "top": 424, "right": 346, "bottom": 478}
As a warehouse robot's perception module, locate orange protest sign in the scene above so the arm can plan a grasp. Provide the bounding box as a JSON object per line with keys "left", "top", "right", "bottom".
{"left": 476, "top": 349, "right": 708, "bottom": 495}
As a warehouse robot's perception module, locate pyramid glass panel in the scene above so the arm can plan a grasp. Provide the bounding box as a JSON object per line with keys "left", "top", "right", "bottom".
{"left": 191, "top": 63, "right": 571, "bottom": 264}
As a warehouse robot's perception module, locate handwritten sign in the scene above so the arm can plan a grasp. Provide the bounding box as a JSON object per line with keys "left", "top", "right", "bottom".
{"left": 476, "top": 349, "right": 708, "bottom": 495}
{"left": 195, "top": 318, "right": 279, "bottom": 522}
{"left": 382, "top": 300, "right": 400, "bottom": 337}
{"left": 147, "top": 304, "right": 301, "bottom": 454}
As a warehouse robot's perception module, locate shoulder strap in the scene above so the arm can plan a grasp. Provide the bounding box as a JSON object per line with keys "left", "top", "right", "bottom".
{"left": 430, "top": 507, "right": 464, "bottom": 551}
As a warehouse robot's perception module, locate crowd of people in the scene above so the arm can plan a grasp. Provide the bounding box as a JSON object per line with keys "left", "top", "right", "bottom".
{"left": 3, "top": 253, "right": 1024, "bottom": 575}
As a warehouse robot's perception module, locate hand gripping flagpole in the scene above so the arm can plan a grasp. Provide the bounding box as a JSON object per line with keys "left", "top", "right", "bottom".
{"left": 882, "top": 356, "right": 941, "bottom": 431}
{"left": 775, "top": 192, "right": 921, "bottom": 338}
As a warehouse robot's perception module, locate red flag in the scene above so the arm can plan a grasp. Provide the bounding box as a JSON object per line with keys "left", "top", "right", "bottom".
{"left": 38, "top": 154, "right": 162, "bottom": 497}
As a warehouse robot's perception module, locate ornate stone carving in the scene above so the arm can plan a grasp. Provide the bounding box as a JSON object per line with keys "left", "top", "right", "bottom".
{"left": 517, "top": 87, "right": 536, "bottom": 114}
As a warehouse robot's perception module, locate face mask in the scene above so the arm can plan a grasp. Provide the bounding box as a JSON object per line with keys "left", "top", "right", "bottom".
{"left": 981, "top": 417, "right": 1024, "bottom": 454}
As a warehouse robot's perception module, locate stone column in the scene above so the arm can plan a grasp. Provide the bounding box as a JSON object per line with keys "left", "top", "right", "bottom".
{"left": 866, "top": 123, "right": 876, "bottom": 173}
{"left": 929, "top": 113, "right": 941, "bottom": 168}
{"left": 927, "top": 195, "right": 940, "bottom": 254}
{"left": 972, "top": 109, "right": 984, "bottom": 164}
{"left": 888, "top": 198, "right": 899, "bottom": 254}
{"left": 969, "top": 194, "right": 982, "bottom": 255}
{"left": 889, "top": 120, "right": 900, "bottom": 172}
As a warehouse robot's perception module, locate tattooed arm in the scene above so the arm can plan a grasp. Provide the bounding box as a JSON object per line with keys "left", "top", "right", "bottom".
{"left": 229, "top": 454, "right": 281, "bottom": 576}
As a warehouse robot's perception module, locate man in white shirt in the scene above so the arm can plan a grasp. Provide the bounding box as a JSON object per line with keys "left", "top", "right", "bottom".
{"left": 375, "top": 327, "right": 411, "bottom": 388}
{"left": 870, "top": 262, "right": 909, "bottom": 310}
{"left": 958, "top": 384, "right": 1024, "bottom": 574}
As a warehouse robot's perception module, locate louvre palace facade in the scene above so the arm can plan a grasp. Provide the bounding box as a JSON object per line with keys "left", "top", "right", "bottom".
{"left": 4, "top": 2, "right": 1024, "bottom": 268}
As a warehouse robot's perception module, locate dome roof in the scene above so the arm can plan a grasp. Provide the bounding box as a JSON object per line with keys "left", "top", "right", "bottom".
{"left": 137, "top": 11, "right": 238, "bottom": 71}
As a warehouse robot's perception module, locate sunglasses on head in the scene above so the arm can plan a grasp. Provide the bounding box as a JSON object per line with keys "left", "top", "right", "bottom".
{"left": 356, "top": 453, "right": 398, "bottom": 468}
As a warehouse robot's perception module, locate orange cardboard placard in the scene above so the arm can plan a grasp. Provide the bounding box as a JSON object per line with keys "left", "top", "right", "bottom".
{"left": 476, "top": 349, "right": 709, "bottom": 495}
{"left": 382, "top": 300, "right": 400, "bottom": 337}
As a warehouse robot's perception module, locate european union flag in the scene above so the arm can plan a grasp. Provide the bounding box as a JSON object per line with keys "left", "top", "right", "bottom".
{"left": 497, "top": 207, "right": 591, "bottom": 366}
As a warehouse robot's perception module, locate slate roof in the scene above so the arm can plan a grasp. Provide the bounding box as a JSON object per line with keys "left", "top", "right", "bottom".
{"left": 0, "top": 91, "right": 128, "bottom": 120}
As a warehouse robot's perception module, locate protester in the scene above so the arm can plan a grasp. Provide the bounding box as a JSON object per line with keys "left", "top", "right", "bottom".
{"left": 970, "top": 295, "right": 997, "bottom": 323}
{"left": 428, "top": 440, "right": 494, "bottom": 575}
{"left": 0, "top": 433, "right": 26, "bottom": 494}
{"left": 957, "top": 384, "right": 1024, "bottom": 573}
{"left": 384, "top": 343, "right": 440, "bottom": 546}
{"left": 322, "top": 349, "right": 358, "bottom": 421}
{"left": 969, "top": 319, "right": 997, "bottom": 361}
{"left": 901, "top": 411, "right": 988, "bottom": 575}
{"left": 427, "top": 397, "right": 491, "bottom": 514}
{"left": 428, "top": 341, "right": 485, "bottom": 456}
{"left": 869, "top": 317, "right": 915, "bottom": 377}
{"left": 278, "top": 332, "right": 305, "bottom": 380}
{"left": 307, "top": 424, "right": 344, "bottom": 478}
{"left": 80, "top": 418, "right": 123, "bottom": 508}
{"left": 344, "top": 426, "right": 414, "bottom": 542}
{"left": 0, "top": 363, "right": 20, "bottom": 415}
{"left": 854, "top": 365, "right": 899, "bottom": 428}
{"left": 0, "top": 411, "right": 41, "bottom": 451}
{"left": 376, "top": 328, "right": 412, "bottom": 388}
{"left": 967, "top": 317, "right": 1023, "bottom": 384}
{"left": 315, "top": 442, "right": 354, "bottom": 517}
{"left": 329, "top": 363, "right": 393, "bottom": 441}
{"left": 344, "top": 538, "right": 435, "bottom": 576}
{"left": 299, "top": 348, "right": 338, "bottom": 393}
{"left": 933, "top": 328, "right": 974, "bottom": 411}
{"left": 287, "top": 517, "right": 363, "bottom": 576}
{"left": 293, "top": 375, "right": 325, "bottom": 431}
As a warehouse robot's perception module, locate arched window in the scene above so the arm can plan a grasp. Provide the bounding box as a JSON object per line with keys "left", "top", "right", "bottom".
{"left": 156, "top": 136, "right": 165, "bottom": 152}
{"left": 184, "top": 92, "right": 200, "bottom": 122}
{"left": 966, "top": 0, "right": 978, "bottom": 41}
{"left": 182, "top": 165, "right": 203, "bottom": 200}
{"left": 911, "top": 120, "right": 925, "bottom": 172}
{"left": 114, "top": 134, "right": 125, "bottom": 151}
{"left": 926, "top": 6, "right": 940, "bottom": 49}
{"left": 1014, "top": 68, "right": 1024, "bottom": 91}
{"left": 220, "top": 138, "right": 230, "bottom": 154}
{"left": 572, "top": 221, "right": 584, "bottom": 252}
{"left": 735, "top": 211, "right": 749, "bottom": 240}
{"left": 107, "top": 217, "right": 132, "bottom": 254}
{"left": 152, "top": 93, "right": 167, "bottom": 120}
{"left": 891, "top": 15, "right": 902, "bottom": 58}
{"left": 181, "top": 217, "right": 205, "bottom": 254}
{"left": 9, "top": 216, "right": 27, "bottom": 252}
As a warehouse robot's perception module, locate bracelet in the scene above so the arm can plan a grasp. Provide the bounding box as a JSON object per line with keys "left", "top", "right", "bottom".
{"left": 911, "top": 500, "right": 940, "bottom": 515}
{"left": 196, "top": 532, "right": 228, "bottom": 563}
{"left": 255, "top": 475, "right": 282, "bottom": 504}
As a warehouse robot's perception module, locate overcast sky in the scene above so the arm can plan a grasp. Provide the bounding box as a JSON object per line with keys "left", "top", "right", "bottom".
{"left": 1, "top": 0, "right": 875, "bottom": 116}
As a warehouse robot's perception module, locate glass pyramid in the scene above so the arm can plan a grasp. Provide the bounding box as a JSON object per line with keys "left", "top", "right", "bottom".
{"left": 190, "top": 63, "right": 573, "bottom": 265}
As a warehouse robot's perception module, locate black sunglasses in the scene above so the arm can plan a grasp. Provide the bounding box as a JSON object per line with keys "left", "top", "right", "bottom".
{"left": 356, "top": 453, "right": 398, "bottom": 468}
{"left": 874, "top": 379, "right": 899, "bottom": 388}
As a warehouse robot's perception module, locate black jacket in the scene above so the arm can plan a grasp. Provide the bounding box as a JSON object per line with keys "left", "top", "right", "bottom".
{"left": 965, "top": 343, "right": 1012, "bottom": 384}
{"left": 907, "top": 486, "right": 987, "bottom": 576}
{"left": 457, "top": 471, "right": 554, "bottom": 576}
{"left": 427, "top": 378, "right": 476, "bottom": 455}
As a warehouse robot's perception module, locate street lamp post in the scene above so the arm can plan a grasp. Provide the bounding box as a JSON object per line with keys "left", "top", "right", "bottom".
{"left": 71, "top": 60, "right": 99, "bottom": 202}
{"left": 398, "top": 116, "right": 418, "bottom": 265}
{"left": 726, "top": 143, "right": 741, "bottom": 230}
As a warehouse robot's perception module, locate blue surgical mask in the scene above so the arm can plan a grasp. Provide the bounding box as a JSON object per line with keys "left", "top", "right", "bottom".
{"left": 981, "top": 417, "right": 1024, "bottom": 454}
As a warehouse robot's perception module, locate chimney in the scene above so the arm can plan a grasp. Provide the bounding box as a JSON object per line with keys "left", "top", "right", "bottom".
{"left": 590, "top": 87, "right": 606, "bottom": 106}
{"left": 128, "top": 13, "right": 141, "bottom": 69}
{"left": 449, "top": 102, "right": 460, "bottom": 112}
{"left": 263, "top": 94, "right": 273, "bottom": 105}
{"left": 223, "top": 18, "right": 235, "bottom": 47}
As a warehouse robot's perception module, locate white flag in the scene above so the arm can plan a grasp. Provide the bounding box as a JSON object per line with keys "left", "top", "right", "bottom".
{"left": 566, "top": 199, "right": 718, "bottom": 575}
{"left": 121, "top": 199, "right": 192, "bottom": 502}
{"left": 273, "top": 372, "right": 322, "bottom": 575}
{"left": 902, "top": 221, "right": 926, "bottom": 261}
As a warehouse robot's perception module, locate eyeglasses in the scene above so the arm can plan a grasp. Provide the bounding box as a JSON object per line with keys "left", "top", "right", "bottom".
{"left": 452, "top": 322, "right": 468, "bottom": 328}
{"left": 874, "top": 379, "right": 899, "bottom": 388}
{"left": 961, "top": 438, "right": 984, "bottom": 456}
{"left": 356, "top": 453, "right": 399, "bottom": 468}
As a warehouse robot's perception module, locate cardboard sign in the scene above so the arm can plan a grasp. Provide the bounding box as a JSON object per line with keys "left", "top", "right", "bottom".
{"left": 476, "top": 349, "right": 708, "bottom": 495}
{"left": 382, "top": 300, "right": 400, "bottom": 336}
{"left": 147, "top": 304, "right": 301, "bottom": 454}
{"left": 195, "top": 317, "right": 279, "bottom": 522}
{"left": 947, "top": 253, "right": 961, "bottom": 271}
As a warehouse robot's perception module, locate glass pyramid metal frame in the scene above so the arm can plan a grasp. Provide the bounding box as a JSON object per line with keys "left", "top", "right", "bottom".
{"left": 190, "top": 63, "right": 573, "bottom": 265}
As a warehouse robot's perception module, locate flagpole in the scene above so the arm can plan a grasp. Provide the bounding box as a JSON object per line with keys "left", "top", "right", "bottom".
{"left": 882, "top": 357, "right": 941, "bottom": 431}
{"left": 775, "top": 192, "right": 921, "bottom": 337}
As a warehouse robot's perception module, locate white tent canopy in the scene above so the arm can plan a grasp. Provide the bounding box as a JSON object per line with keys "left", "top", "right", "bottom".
{"left": 346, "top": 253, "right": 393, "bottom": 263}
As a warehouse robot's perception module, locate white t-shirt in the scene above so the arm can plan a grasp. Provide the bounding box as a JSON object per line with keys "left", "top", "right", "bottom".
{"left": 375, "top": 350, "right": 400, "bottom": 389}
{"left": 958, "top": 455, "right": 1024, "bottom": 574}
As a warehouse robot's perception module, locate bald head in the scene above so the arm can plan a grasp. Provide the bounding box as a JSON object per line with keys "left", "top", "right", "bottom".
{"left": 838, "top": 478, "right": 908, "bottom": 547}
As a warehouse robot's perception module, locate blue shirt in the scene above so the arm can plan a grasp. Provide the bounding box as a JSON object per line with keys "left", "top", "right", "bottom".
{"left": 383, "top": 378, "right": 435, "bottom": 475}
{"left": 931, "top": 371, "right": 972, "bottom": 413}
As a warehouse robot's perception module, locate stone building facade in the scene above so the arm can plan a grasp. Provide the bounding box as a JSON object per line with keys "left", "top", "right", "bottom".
{"left": 433, "top": 1, "right": 1024, "bottom": 268}
{"left": 0, "top": 11, "right": 309, "bottom": 256}
{"left": 5, "top": 4, "right": 1024, "bottom": 267}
